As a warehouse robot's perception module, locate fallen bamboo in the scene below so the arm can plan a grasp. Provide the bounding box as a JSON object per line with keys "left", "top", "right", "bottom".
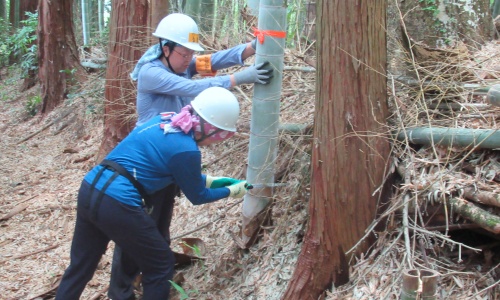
{"left": 396, "top": 127, "right": 500, "bottom": 149}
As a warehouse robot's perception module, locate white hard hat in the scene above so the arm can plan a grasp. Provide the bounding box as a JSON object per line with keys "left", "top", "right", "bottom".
{"left": 153, "top": 13, "right": 204, "bottom": 51}
{"left": 191, "top": 87, "right": 240, "bottom": 131}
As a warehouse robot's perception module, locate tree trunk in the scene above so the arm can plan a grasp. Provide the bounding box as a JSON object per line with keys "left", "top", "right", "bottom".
{"left": 282, "top": 1, "right": 390, "bottom": 299}
{"left": 0, "top": 0, "right": 4, "bottom": 20}
{"left": 9, "top": 0, "right": 19, "bottom": 28}
{"left": 494, "top": 0, "right": 500, "bottom": 19}
{"left": 149, "top": 0, "right": 168, "bottom": 44}
{"left": 37, "top": 0, "right": 83, "bottom": 114}
{"left": 97, "top": 0, "right": 149, "bottom": 160}
{"left": 19, "top": 0, "right": 36, "bottom": 21}
{"left": 397, "top": 0, "right": 493, "bottom": 48}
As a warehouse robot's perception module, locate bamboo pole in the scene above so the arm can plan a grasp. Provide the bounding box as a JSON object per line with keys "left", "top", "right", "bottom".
{"left": 241, "top": 0, "right": 286, "bottom": 247}
{"left": 396, "top": 128, "right": 500, "bottom": 149}
{"left": 247, "top": 0, "right": 260, "bottom": 15}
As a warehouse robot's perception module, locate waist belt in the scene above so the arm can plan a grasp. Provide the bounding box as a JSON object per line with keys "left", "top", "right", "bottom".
{"left": 99, "top": 159, "right": 152, "bottom": 209}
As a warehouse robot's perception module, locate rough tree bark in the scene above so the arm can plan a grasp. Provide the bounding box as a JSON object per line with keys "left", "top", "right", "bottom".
{"left": 37, "top": 0, "right": 83, "bottom": 114}
{"left": 149, "top": 0, "right": 168, "bottom": 43}
{"left": 96, "top": 0, "right": 149, "bottom": 160}
{"left": 282, "top": 1, "right": 391, "bottom": 299}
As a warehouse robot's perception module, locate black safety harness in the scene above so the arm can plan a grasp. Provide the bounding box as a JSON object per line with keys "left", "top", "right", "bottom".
{"left": 89, "top": 159, "right": 152, "bottom": 220}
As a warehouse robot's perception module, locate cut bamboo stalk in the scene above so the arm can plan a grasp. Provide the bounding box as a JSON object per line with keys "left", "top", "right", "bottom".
{"left": 401, "top": 269, "right": 440, "bottom": 300}
{"left": 241, "top": 0, "right": 286, "bottom": 247}
{"left": 396, "top": 127, "right": 500, "bottom": 149}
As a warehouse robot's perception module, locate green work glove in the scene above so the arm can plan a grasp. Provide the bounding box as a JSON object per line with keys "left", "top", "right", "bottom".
{"left": 227, "top": 181, "right": 248, "bottom": 198}
{"left": 205, "top": 175, "right": 242, "bottom": 188}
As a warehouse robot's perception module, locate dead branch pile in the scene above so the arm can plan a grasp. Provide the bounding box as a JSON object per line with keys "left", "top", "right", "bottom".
{"left": 326, "top": 39, "right": 500, "bottom": 299}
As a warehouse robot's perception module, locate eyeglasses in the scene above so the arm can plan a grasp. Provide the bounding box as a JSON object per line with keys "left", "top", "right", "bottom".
{"left": 172, "top": 48, "right": 195, "bottom": 60}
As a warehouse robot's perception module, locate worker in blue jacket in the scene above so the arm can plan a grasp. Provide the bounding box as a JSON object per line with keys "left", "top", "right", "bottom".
{"left": 55, "top": 87, "right": 249, "bottom": 300}
{"left": 107, "top": 13, "right": 273, "bottom": 300}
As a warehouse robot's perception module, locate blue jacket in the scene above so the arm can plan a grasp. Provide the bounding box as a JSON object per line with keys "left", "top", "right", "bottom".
{"left": 84, "top": 115, "right": 231, "bottom": 206}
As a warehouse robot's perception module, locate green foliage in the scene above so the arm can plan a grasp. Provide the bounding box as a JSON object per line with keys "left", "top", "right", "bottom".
{"left": 419, "top": 0, "right": 439, "bottom": 16}
{"left": 169, "top": 280, "right": 198, "bottom": 300}
{"left": 0, "top": 12, "right": 39, "bottom": 78}
{"left": 25, "top": 94, "right": 42, "bottom": 116}
{"left": 180, "top": 241, "right": 202, "bottom": 257}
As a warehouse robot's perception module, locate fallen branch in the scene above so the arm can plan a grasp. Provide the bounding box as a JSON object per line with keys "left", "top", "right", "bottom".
{"left": 0, "top": 243, "right": 59, "bottom": 263}
{"left": 449, "top": 197, "right": 500, "bottom": 234}
{"left": 17, "top": 109, "right": 73, "bottom": 144}
{"left": 0, "top": 202, "right": 31, "bottom": 221}
{"left": 463, "top": 187, "right": 500, "bottom": 208}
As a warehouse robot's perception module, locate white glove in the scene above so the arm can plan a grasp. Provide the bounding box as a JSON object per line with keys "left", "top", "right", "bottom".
{"left": 227, "top": 181, "right": 248, "bottom": 198}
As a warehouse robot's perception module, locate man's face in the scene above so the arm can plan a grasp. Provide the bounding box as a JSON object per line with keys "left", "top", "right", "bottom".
{"left": 166, "top": 45, "right": 195, "bottom": 73}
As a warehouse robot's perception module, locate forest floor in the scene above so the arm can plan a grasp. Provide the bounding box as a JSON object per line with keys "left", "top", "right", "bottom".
{"left": 0, "top": 40, "right": 499, "bottom": 300}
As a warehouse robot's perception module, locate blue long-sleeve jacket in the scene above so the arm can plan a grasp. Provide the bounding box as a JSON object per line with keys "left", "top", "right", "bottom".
{"left": 83, "top": 115, "right": 231, "bottom": 206}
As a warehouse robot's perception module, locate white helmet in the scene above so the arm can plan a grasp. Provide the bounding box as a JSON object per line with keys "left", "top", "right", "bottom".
{"left": 153, "top": 13, "right": 204, "bottom": 51}
{"left": 191, "top": 87, "right": 240, "bottom": 131}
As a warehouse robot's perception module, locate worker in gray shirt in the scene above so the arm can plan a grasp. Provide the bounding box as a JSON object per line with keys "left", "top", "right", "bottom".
{"left": 132, "top": 13, "right": 272, "bottom": 127}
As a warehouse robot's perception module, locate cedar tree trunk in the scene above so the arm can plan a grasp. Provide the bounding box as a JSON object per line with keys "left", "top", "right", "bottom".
{"left": 37, "top": 0, "right": 83, "bottom": 114}
{"left": 97, "top": 0, "right": 149, "bottom": 160}
{"left": 282, "top": 1, "right": 390, "bottom": 299}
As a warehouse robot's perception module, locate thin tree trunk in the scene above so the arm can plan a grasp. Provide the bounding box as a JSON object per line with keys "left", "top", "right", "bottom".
{"left": 10, "top": 0, "right": 19, "bottom": 28}
{"left": 283, "top": 1, "right": 390, "bottom": 298}
{"left": 97, "top": 0, "right": 149, "bottom": 160}
{"left": 149, "top": 0, "right": 168, "bottom": 43}
{"left": 37, "top": 0, "right": 83, "bottom": 114}
{"left": 0, "top": 0, "right": 5, "bottom": 20}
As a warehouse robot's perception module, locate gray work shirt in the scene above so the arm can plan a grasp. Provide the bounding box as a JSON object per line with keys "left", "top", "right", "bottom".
{"left": 135, "top": 43, "right": 247, "bottom": 126}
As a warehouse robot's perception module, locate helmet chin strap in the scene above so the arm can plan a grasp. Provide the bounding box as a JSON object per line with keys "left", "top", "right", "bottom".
{"left": 195, "top": 119, "right": 222, "bottom": 143}
{"left": 159, "top": 39, "right": 181, "bottom": 75}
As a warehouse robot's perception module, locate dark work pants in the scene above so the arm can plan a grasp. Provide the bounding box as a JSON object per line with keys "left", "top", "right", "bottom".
{"left": 108, "top": 184, "right": 178, "bottom": 300}
{"left": 55, "top": 181, "right": 176, "bottom": 300}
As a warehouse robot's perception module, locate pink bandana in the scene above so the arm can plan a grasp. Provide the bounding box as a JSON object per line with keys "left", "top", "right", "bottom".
{"left": 170, "top": 105, "right": 200, "bottom": 133}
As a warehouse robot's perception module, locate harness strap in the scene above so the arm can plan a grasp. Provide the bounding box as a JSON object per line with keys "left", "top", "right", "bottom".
{"left": 88, "top": 166, "right": 107, "bottom": 209}
{"left": 100, "top": 159, "right": 152, "bottom": 208}
{"left": 92, "top": 171, "right": 119, "bottom": 220}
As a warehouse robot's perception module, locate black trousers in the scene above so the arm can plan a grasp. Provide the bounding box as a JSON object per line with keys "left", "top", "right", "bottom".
{"left": 108, "top": 184, "right": 179, "bottom": 300}
{"left": 55, "top": 181, "right": 176, "bottom": 300}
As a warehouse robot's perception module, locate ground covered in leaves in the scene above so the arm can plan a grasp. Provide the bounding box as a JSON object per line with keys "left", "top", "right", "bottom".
{"left": 0, "top": 39, "right": 499, "bottom": 300}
